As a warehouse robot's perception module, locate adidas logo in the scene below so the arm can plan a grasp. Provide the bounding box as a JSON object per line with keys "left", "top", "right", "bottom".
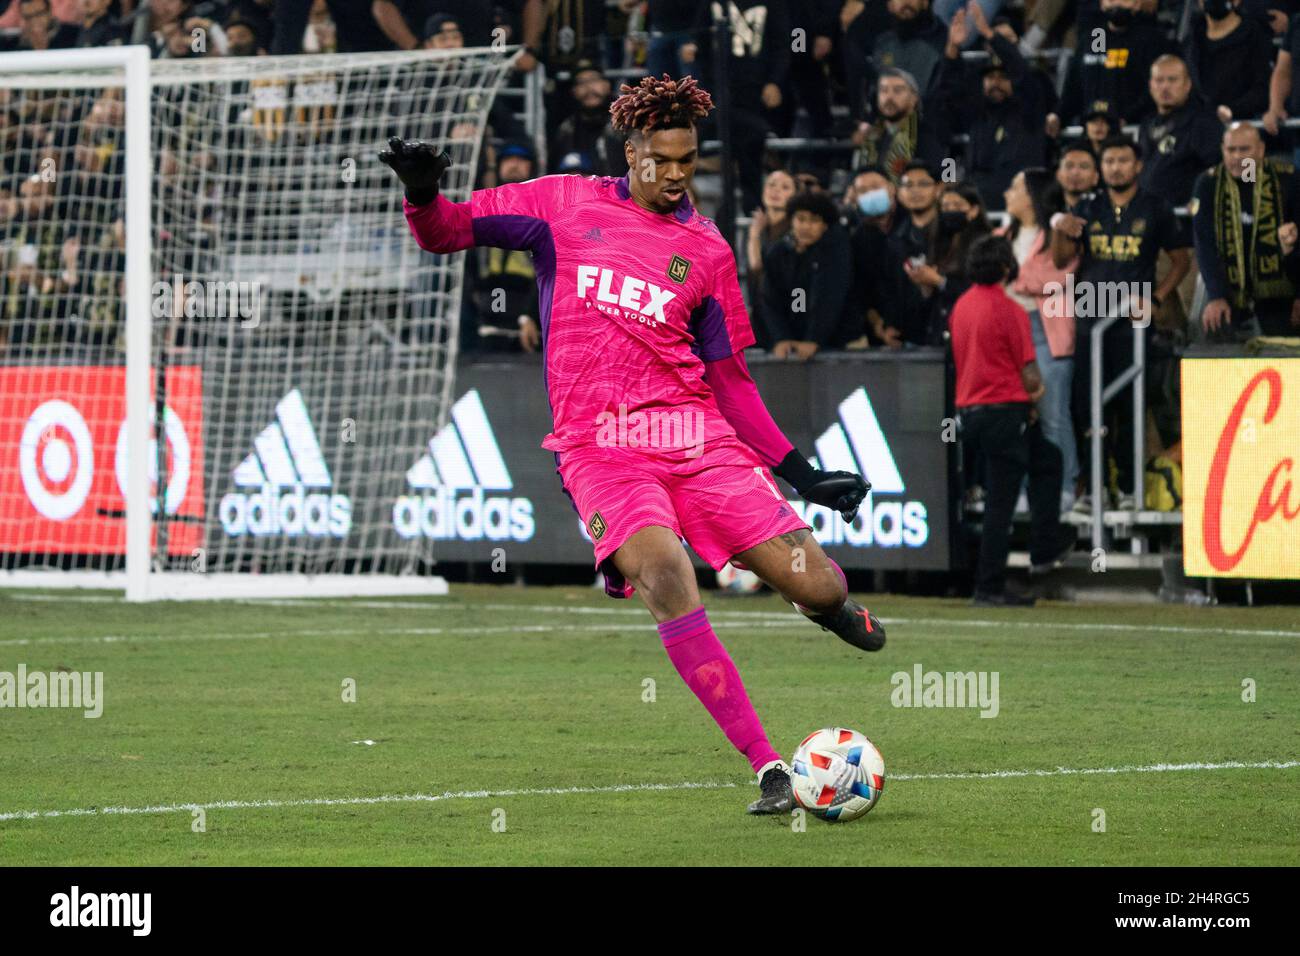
{"left": 393, "top": 389, "right": 535, "bottom": 542}
{"left": 790, "top": 387, "right": 929, "bottom": 549}
{"left": 583, "top": 227, "right": 604, "bottom": 242}
{"left": 219, "top": 388, "right": 351, "bottom": 538}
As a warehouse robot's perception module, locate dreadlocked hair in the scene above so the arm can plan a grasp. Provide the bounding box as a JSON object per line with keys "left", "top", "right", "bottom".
{"left": 609, "top": 74, "right": 713, "bottom": 136}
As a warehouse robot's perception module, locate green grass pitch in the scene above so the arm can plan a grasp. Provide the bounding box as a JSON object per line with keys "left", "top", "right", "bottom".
{"left": 0, "top": 584, "right": 1296, "bottom": 866}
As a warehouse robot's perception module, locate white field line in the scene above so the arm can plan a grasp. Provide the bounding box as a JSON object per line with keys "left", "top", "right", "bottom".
{"left": 3, "top": 615, "right": 1298, "bottom": 647}
{"left": 0, "top": 619, "right": 803, "bottom": 647}
{"left": 2, "top": 760, "right": 1296, "bottom": 823}
{"left": 7, "top": 592, "right": 1300, "bottom": 639}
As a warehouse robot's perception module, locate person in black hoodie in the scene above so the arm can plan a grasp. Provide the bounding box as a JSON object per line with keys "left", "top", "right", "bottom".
{"left": 933, "top": 4, "right": 1052, "bottom": 211}
{"left": 771, "top": 0, "right": 838, "bottom": 138}
{"left": 1185, "top": 0, "right": 1275, "bottom": 126}
{"left": 548, "top": 60, "right": 626, "bottom": 177}
{"left": 841, "top": 0, "right": 903, "bottom": 120}
{"left": 1138, "top": 54, "right": 1223, "bottom": 220}
{"left": 868, "top": 0, "right": 949, "bottom": 97}
{"left": 683, "top": 0, "right": 792, "bottom": 213}
{"left": 761, "top": 189, "right": 858, "bottom": 359}
{"left": 1053, "top": 0, "right": 1174, "bottom": 126}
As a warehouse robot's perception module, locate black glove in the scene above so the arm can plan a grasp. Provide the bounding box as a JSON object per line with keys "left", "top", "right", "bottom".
{"left": 378, "top": 136, "right": 451, "bottom": 207}
{"left": 774, "top": 449, "right": 872, "bottom": 523}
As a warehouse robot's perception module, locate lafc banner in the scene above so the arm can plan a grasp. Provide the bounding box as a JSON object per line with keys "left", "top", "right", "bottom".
{"left": 1183, "top": 358, "right": 1300, "bottom": 579}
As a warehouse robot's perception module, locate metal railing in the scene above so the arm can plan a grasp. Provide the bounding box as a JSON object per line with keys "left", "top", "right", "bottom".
{"left": 1088, "top": 315, "right": 1146, "bottom": 553}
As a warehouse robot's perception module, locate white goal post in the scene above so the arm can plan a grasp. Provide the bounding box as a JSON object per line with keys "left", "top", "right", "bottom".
{"left": 0, "top": 44, "right": 518, "bottom": 600}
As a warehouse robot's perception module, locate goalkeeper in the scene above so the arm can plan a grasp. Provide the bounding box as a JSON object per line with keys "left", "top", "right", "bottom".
{"left": 382, "top": 75, "right": 885, "bottom": 815}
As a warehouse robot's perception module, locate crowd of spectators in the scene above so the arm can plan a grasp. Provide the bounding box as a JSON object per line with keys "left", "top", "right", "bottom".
{"left": 6, "top": 0, "right": 1300, "bottom": 513}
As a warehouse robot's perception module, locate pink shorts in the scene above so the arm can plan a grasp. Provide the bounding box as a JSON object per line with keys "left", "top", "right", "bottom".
{"left": 555, "top": 436, "right": 809, "bottom": 598}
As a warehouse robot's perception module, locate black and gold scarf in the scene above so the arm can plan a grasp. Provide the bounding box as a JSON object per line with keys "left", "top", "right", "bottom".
{"left": 857, "top": 112, "right": 919, "bottom": 183}
{"left": 1213, "top": 159, "right": 1294, "bottom": 308}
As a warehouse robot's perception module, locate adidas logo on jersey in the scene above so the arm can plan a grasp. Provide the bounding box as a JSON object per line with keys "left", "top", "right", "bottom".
{"left": 791, "top": 387, "right": 929, "bottom": 549}
{"left": 393, "top": 389, "right": 535, "bottom": 542}
{"left": 575, "top": 265, "right": 676, "bottom": 325}
{"left": 219, "top": 388, "right": 351, "bottom": 538}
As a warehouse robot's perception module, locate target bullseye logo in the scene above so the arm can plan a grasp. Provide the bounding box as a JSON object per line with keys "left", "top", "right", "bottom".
{"left": 20, "top": 400, "right": 95, "bottom": 521}
{"left": 114, "top": 406, "right": 191, "bottom": 515}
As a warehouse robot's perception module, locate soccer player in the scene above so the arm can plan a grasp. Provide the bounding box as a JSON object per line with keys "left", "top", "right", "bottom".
{"left": 381, "top": 75, "right": 886, "bottom": 815}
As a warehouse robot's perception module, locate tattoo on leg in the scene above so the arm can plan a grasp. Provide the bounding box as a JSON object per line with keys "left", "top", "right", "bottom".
{"left": 778, "top": 529, "right": 810, "bottom": 548}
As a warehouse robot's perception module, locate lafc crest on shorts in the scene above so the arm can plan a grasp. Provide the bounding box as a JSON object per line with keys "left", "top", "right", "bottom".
{"left": 588, "top": 511, "right": 607, "bottom": 540}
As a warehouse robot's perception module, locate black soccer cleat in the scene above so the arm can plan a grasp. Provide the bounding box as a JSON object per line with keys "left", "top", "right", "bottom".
{"left": 795, "top": 597, "right": 886, "bottom": 652}
{"left": 747, "top": 764, "right": 794, "bottom": 815}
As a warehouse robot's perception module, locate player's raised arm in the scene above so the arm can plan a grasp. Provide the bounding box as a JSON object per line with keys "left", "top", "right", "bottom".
{"left": 381, "top": 136, "right": 560, "bottom": 254}
{"left": 379, "top": 137, "right": 470, "bottom": 253}
{"left": 699, "top": 253, "right": 872, "bottom": 523}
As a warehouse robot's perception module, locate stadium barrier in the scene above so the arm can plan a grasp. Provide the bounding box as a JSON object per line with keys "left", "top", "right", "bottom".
{"left": 1, "top": 350, "right": 954, "bottom": 575}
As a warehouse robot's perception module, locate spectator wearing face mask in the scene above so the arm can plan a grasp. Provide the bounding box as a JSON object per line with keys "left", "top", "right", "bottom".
{"left": 907, "top": 182, "right": 992, "bottom": 344}
{"left": 844, "top": 170, "right": 908, "bottom": 347}
{"left": 1185, "top": 0, "right": 1275, "bottom": 126}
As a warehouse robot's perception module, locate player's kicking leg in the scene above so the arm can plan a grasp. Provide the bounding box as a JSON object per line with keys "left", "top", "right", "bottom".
{"left": 732, "top": 528, "right": 886, "bottom": 653}
{"left": 611, "top": 525, "right": 794, "bottom": 815}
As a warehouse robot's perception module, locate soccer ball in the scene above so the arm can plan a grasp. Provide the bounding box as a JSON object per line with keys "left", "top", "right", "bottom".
{"left": 715, "top": 561, "right": 763, "bottom": 594}
{"left": 790, "top": 727, "right": 886, "bottom": 822}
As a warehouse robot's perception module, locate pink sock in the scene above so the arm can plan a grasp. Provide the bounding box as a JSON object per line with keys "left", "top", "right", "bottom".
{"left": 827, "top": 558, "right": 848, "bottom": 599}
{"left": 658, "top": 606, "right": 783, "bottom": 774}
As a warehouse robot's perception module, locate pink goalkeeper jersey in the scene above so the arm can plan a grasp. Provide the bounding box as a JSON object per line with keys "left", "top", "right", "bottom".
{"left": 404, "top": 174, "right": 758, "bottom": 457}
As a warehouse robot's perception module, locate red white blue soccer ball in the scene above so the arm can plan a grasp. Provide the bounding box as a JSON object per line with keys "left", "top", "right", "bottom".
{"left": 790, "top": 727, "right": 886, "bottom": 822}
{"left": 715, "top": 561, "right": 764, "bottom": 594}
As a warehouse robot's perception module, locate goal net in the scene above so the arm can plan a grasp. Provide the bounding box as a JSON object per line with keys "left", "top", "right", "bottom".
{"left": 0, "top": 45, "right": 516, "bottom": 599}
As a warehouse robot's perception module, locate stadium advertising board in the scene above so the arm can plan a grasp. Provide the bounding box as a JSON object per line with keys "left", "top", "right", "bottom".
{"left": 428, "top": 353, "right": 951, "bottom": 571}
{"left": 3, "top": 353, "right": 949, "bottom": 572}
{"left": 1182, "top": 358, "right": 1300, "bottom": 579}
{"left": 0, "top": 366, "right": 205, "bottom": 555}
